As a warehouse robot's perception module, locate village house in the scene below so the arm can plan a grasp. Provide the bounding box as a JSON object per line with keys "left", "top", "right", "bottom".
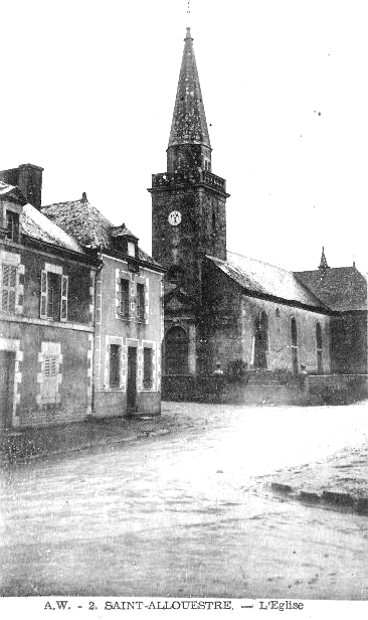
{"left": 0, "top": 173, "right": 98, "bottom": 431}
{"left": 148, "top": 28, "right": 367, "bottom": 398}
{"left": 42, "top": 194, "right": 165, "bottom": 418}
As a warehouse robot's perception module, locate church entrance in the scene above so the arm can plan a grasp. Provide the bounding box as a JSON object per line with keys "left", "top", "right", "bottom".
{"left": 165, "top": 326, "right": 189, "bottom": 375}
{"left": 254, "top": 311, "right": 268, "bottom": 369}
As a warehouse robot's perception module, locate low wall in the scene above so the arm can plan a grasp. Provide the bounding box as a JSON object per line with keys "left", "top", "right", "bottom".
{"left": 307, "top": 374, "right": 368, "bottom": 405}
{"left": 163, "top": 373, "right": 368, "bottom": 406}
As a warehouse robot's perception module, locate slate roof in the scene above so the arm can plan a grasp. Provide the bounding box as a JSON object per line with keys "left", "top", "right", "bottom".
{"left": 294, "top": 268, "right": 367, "bottom": 312}
{"left": 1, "top": 181, "right": 85, "bottom": 254}
{"left": 42, "top": 196, "right": 160, "bottom": 267}
{"left": 168, "top": 28, "right": 211, "bottom": 148}
{"left": 207, "top": 252, "right": 327, "bottom": 310}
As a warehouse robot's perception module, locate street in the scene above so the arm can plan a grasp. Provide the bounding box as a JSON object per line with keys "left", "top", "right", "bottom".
{"left": 1, "top": 402, "right": 368, "bottom": 599}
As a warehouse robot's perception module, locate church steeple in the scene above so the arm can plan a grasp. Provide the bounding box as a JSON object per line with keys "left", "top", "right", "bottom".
{"left": 167, "top": 28, "right": 212, "bottom": 173}
{"left": 319, "top": 246, "right": 330, "bottom": 270}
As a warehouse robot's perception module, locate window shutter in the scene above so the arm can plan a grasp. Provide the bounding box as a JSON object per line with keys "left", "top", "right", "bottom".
{"left": 40, "top": 270, "right": 47, "bottom": 318}
{"left": 1, "top": 264, "right": 17, "bottom": 312}
{"left": 60, "top": 275, "right": 68, "bottom": 321}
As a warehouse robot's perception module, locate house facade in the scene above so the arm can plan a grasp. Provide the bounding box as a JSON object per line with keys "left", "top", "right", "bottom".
{"left": 42, "top": 195, "right": 165, "bottom": 418}
{"left": 0, "top": 181, "right": 97, "bottom": 431}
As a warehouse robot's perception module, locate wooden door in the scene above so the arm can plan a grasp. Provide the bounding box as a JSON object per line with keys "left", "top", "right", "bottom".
{"left": 0, "top": 350, "right": 16, "bottom": 429}
{"left": 127, "top": 347, "right": 137, "bottom": 409}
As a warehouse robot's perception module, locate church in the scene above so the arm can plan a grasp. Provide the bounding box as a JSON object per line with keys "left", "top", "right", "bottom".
{"left": 148, "top": 28, "right": 367, "bottom": 397}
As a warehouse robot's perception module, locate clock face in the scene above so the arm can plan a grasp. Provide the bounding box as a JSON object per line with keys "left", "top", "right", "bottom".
{"left": 168, "top": 210, "right": 182, "bottom": 226}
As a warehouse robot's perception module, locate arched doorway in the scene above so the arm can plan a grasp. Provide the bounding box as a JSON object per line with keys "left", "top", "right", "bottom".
{"left": 254, "top": 311, "right": 268, "bottom": 369}
{"left": 316, "top": 323, "right": 323, "bottom": 374}
{"left": 291, "top": 317, "right": 298, "bottom": 374}
{"left": 165, "top": 326, "right": 189, "bottom": 375}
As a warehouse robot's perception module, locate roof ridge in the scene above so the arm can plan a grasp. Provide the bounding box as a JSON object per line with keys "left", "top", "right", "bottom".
{"left": 226, "top": 249, "right": 293, "bottom": 274}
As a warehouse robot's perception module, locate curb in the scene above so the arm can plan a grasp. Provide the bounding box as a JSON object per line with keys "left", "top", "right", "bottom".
{"left": 271, "top": 482, "right": 368, "bottom": 516}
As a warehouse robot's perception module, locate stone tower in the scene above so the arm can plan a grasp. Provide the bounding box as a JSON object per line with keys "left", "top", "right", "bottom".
{"left": 149, "top": 28, "right": 229, "bottom": 299}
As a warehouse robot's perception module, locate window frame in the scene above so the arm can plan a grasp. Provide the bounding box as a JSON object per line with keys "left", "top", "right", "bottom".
{"left": 136, "top": 282, "right": 145, "bottom": 321}
{"left": 6, "top": 210, "right": 20, "bottom": 243}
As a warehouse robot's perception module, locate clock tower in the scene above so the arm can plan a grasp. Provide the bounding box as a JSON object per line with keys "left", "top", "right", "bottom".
{"left": 148, "top": 28, "right": 229, "bottom": 379}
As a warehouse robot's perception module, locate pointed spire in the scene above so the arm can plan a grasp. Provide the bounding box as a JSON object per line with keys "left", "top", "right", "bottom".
{"left": 168, "top": 28, "right": 211, "bottom": 149}
{"left": 318, "top": 246, "right": 330, "bottom": 270}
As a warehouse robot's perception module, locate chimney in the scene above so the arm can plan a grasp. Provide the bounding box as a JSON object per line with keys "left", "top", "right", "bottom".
{"left": 18, "top": 164, "right": 44, "bottom": 210}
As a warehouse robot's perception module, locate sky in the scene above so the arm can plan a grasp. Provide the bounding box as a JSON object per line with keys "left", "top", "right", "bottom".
{"left": 1, "top": 0, "right": 367, "bottom": 274}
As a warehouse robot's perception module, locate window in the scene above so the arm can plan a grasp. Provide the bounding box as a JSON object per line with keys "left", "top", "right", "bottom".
{"left": 1, "top": 264, "right": 17, "bottom": 312}
{"left": 143, "top": 348, "right": 153, "bottom": 389}
{"left": 40, "top": 270, "right": 68, "bottom": 321}
{"left": 316, "top": 323, "right": 323, "bottom": 374}
{"left": 119, "top": 278, "right": 130, "bottom": 318}
{"left": 42, "top": 354, "right": 59, "bottom": 403}
{"left": 275, "top": 308, "right": 280, "bottom": 318}
{"left": 127, "top": 241, "right": 136, "bottom": 257}
{"left": 6, "top": 211, "right": 20, "bottom": 242}
{"left": 291, "top": 317, "right": 298, "bottom": 375}
{"left": 109, "top": 344, "right": 121, "bottom": 388}
{"left": 136, "top": 283, "right": 145, "bottom": 320}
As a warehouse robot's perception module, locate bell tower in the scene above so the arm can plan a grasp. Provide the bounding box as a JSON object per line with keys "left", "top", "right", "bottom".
{"left": 149, "top": 28, "right": 229, "bottom": 298}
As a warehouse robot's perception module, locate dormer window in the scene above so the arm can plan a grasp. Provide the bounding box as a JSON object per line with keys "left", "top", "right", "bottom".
{"left": 127, "top": 241, "right": 136, "bottom": 258}
{"left": 6, "top": 210, "right": 20, "bottom": 242}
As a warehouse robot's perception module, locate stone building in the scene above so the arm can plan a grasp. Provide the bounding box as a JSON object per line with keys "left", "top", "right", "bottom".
{"left": 42, "top": 195, "right": 165, "bottom": 418}
{"left": 149, "top": 28, "right": 367, "bottom": 395}
{"left": 0, "top": 179, "right": 97, "bottom": 430}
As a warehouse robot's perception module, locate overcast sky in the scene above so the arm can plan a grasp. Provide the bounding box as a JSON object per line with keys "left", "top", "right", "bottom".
{"left": 1, "top": 0, "right": 367, "bottom": 274}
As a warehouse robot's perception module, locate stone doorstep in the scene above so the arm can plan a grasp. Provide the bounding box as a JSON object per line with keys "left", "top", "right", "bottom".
{"left": 270, "top": 482, "right": 368, "bottom": 516}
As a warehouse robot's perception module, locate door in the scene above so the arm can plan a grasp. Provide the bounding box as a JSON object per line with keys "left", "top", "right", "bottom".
{"left": 0, "top": 350, "right": 16, "bottom": 429}
{"left": 127, "top": 347, "right": 137, "bottom": 409}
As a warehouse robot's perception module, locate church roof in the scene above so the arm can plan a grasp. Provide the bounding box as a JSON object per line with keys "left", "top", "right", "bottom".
{"left": 294, "top": 267, "right": 367, "bottom": 312}
{"left": 168, "top": 28, "right": 211, "bottom": 149}
{"left": 42, "top": 195, "right": 160, "bottom": 267}
{"left": 207, "top": 251, "right": 328, "bottom": 310}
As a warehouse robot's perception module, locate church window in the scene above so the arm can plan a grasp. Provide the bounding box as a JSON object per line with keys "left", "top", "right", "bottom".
{"left": 254, "top": 311, "right": 268, "bottom": 369}
{"left": 167, "top": 265, "right": 183, "bottom": 283}
{"left": 291, "top": 317, "right": 299, "bottom": 374}
{"left": 165, "top": 326, "right": 188, "bottom": 375}
{"left": 316, "top": 323, "right": 323, "bottom": 374}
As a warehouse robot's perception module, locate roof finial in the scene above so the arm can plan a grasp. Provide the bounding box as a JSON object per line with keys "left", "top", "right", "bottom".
{"left": 318, "top": 246, "right": 330, "bottom": 270}
{"left": 185, "top": 27, "right": 193, "bottom": 40}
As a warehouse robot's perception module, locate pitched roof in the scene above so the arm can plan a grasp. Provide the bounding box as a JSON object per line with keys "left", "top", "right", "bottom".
{"left": 0, "top": 180, "right": 27, "bottom": 204}
{"left": 41, "top": 196, "right": 160, "bottom": 266}
{"left": 207, "top": 251, "right": 327, "bottom": 310}
{"left": 1, "top": 181, "right": 84, "bottom": 254}
{"left": 294, "top": 267, "right": 367, "bottom": 312}
{"left": 168, "top": 28, "right": 211, "bottom": 149}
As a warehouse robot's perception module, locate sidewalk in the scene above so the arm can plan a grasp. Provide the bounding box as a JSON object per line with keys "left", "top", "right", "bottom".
{"left": 0, "top": 412, "right": 179, "bottom": 464}
{"left": 265, "top": 441, "right": 368, "bottom": 516}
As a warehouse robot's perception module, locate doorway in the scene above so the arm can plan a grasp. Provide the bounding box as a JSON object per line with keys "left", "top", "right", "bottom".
{"left": 127, "top": 347, "right": 137, "bottom": 409}
{"left": 0, "top": 350, "right": 16, "bottom": 429}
